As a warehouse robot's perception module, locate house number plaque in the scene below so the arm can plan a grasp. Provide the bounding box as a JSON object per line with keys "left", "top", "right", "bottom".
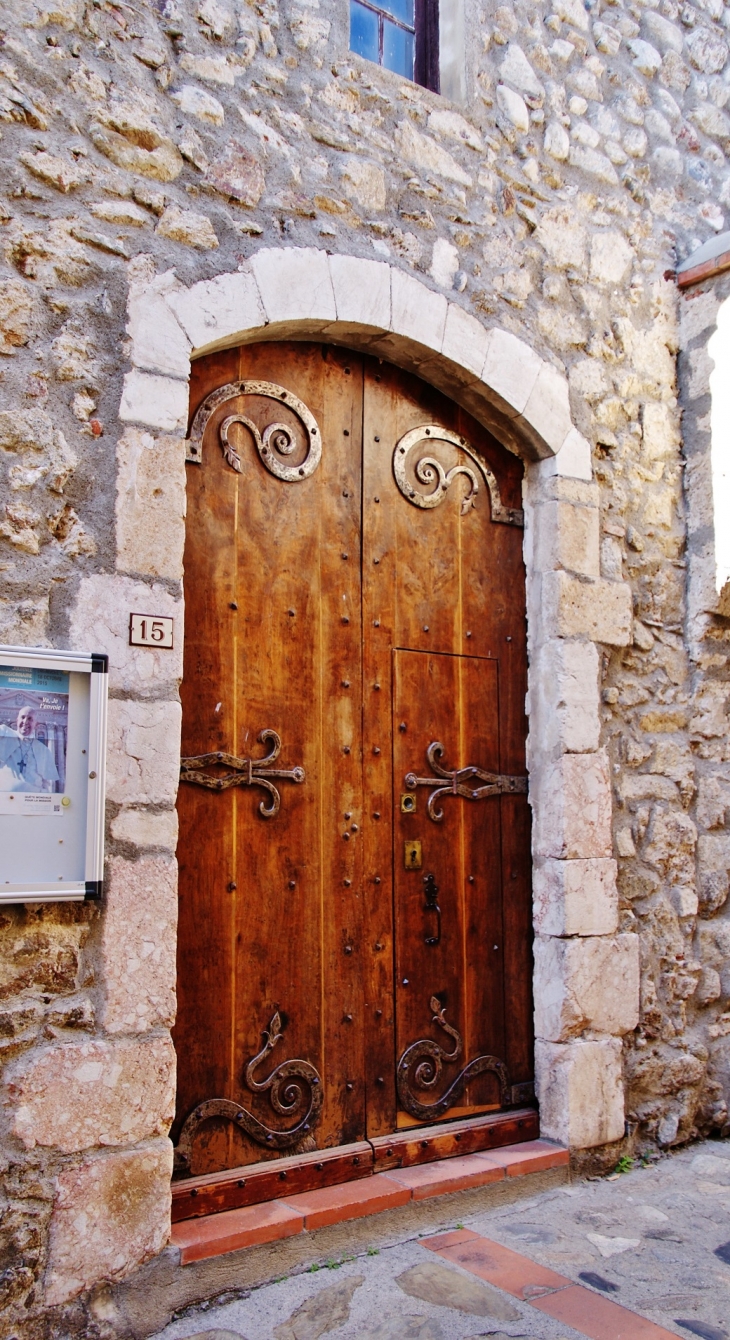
{"left": 129, "top": 613, "right": 174, "bottom": 649}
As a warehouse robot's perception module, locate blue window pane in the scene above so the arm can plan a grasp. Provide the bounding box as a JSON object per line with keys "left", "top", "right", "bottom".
{"left": 350, "top": 0, "right": 379, "bottom": 62}
{"left": 380, "top": 0, "right": 414, "bottom": 27}
{"left": 383, "top": 17, "right": 414, "bottom": 77}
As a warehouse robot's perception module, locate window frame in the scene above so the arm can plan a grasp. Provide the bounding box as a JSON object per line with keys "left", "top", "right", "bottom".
{"left": 349, "top": 0, "right": 440, "bottom": 93}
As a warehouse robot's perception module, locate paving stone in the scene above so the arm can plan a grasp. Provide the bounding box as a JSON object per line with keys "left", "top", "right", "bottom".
{"left": 395, "top": 1262, "right": 522, "bottom": 1321}
{"left": 184, "top": 1333, "right": 248, "bottom": 1339}
{"left": 675, "top": 1324, "right": 727, "bottom": 1340}
{"left": 579, "top": 1271, "right": 620, "bottom": 1293}
{"left": 356, "top": 1318, "right": 443, "bottom": 1340}
{"left": 586, "top": 1232, "right": 640, "bottom": 1257}
{"left": 273, "top": 1276, "right": 364, "bottom": 1340}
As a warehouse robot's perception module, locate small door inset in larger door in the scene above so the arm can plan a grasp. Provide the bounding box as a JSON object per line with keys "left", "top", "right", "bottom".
{"left": 393, "top": 650, "right": 514, "bottom": 1127}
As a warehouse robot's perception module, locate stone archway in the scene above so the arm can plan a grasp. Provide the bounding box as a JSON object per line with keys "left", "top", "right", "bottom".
{"left": 102, "top": 247, "right": 637, "bottom": 1164}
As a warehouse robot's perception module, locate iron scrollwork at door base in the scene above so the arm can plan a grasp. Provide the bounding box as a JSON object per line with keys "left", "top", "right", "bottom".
{"left": 174, "top": 1010, "right": 323, "bottom": 1173}
{"left": 185, "top": 379, "right": 321, "bottom": 481}
{"left": 405, "top": 741, "right": 528, "bottom": 822}
{"left": 393, "top": 425, "right": 524, "bottom": 526}
{"left": 397, "top": 995, "right": 512, "bottom": 1121}
{"left": 179, "top": 728, "right": 304, "bottom": 818}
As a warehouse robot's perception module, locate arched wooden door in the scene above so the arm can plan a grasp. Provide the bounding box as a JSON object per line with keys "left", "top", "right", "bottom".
{"left": 172, "top": 342, "right": 534, "bottom": 1207}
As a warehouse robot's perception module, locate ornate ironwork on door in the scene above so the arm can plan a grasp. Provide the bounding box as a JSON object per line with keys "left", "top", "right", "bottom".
{"left": 186, "top": 379, "right": 321, "bottom": 481}
{"left": 393, "top": 425, "right": 524, "bottom": 526}
{"left": 405, "top": 741, "right": 528, "bottom": 822}
{"left": 180, "top": 728, "right": 305, "bottom": 818}
{"left": 397, "top": 995, "right": 512, "bottom": 1121}
{"left": 174, "top": 1010, "right": 323, "bottom": 1172}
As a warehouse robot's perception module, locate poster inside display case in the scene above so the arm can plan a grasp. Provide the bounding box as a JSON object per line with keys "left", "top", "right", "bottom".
{"left": 0, "top": 646, "right": 108, "bottom": 904}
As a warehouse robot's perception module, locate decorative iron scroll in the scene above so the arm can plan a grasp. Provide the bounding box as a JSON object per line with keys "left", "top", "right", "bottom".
{"left": 393, "top": 425, "right": 524, "bottom": 526}
{"left": 405, "top": 740, "right": 528, "bottom": 823}
{"left": 185, "top": 379, "right": 321, "bottom": 481}
{"left": 397, "top": 996, "right": 512, "bottom": 1121}
{"left": 174, "top": 1010, "right": 323, "bottom": 1171}
{"left": 180, "top": 729, "right": 305, "bottom": 818}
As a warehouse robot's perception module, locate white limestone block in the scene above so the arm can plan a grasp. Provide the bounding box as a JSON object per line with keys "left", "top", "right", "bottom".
{"left": 106, "top": 699, "right": 182, "bottom": 806}
{"left": 329, "top": 253, "right": 391, "bottom": 330}
{"left": 70, "top": 574, "right": 183, "bottom": 694}
{"left": 530, "top": 639, "right": 600, "bottom": 754}
{"left": 9, "top": 1035, "right": 175, "bottom": 1152}
{"left": 535, "top": 1037, "right": 625, "bottom": 1148}
{"left": 119, "top": 370, "right": 188, "bottom": 433}
{"left": 441, "top": 302, "right": 491, "bottom": 378}
{"left": 165, "top": 268, "right": 266, "bottom": 354}
{"left": 539, "top": 427, "right": 593, "bottom": 482}
{"left": 533, "top": 751, "right": 613, "bottom": 860}
{"left": 45, "top": 1140, "right": 172, "bottom": 1305}
{"left": 101, "top": 856, "right": 178, "bottom": 1034}
{"left": 534, "top": 933, "right": 640, "bottom": 1041}
{"left": 533, "top": 499, "right": 600, "bottom": 577}
{"left": 519, "top": 360, "right": 573, "bottom": 455}
{"left": 390, "top": 268, "right": 448, "bottom": 354}
{"left": 251, "top": 246, "right": 337, "bottom": 325}
{"left": 115, "top": 429, "right": 187, "bottom": 581}
{"left": 110, "top": 808, "right": 178, "bottom": 850}
{"left": 482, "top": 327, "right": 542, "bottom": 417}
{"left": 126, "top": 273, "right": 191, "bottom": 379}
{"left": 533, "top": 857, "right": 619, "bottom": 937}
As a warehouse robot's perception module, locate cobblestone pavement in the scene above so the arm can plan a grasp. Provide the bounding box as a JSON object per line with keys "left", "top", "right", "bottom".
{"left": 151, "top": 1140, "right": 730, "bottom": 1340}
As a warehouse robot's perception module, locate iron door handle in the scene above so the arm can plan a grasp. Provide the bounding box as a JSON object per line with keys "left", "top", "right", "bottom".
{"left": 423, "top": 872, "right": 441, "bottom": 946}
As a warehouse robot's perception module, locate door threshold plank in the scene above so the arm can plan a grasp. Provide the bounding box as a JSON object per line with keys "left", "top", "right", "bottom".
{"left": 371, "top": 1107, "right": 538, "bottom": 1172}
{"left": 172, "top": 1110, "right": 538, "bottom": 1222}
{"left": 172, "top": 1141, "right": 373, "bottom": 1223}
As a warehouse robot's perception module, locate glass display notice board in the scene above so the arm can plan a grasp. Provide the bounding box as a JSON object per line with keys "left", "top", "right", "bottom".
{"left": 0, "top": 645, "right": 108, "bottom": 904}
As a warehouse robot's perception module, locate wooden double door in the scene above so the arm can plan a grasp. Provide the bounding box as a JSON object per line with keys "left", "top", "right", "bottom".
{"left": 173, "top": 342, "right": 533, "bottom": 1184}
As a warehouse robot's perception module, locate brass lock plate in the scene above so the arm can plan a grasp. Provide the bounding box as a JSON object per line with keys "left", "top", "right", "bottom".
{"left": 404, "top": 839, "right": 422, "bottom": 869}
{"left": 401, "top": 793, "right": 417, "bottom": 814}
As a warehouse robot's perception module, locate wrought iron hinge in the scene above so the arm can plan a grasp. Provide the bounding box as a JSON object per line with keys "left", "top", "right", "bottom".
{"left": 185, "top": 379, "right": 321, "bottom": 481}
{"left": 393, "top": 425, "right": 524, "bottom": 526}
{"left": 179, "top": 729, "right": 305, "bottom": 818}
{"left": 405, "top": 741, "right": 528, "bottom": 822}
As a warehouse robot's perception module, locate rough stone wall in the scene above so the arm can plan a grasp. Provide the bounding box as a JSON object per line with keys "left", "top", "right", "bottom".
{"left": 1, "top": 0, "right": 730, "bottom": 1329}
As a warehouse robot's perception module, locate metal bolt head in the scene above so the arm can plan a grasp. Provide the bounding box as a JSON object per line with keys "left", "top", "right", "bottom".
{"left": 288, "top": 880, "right": 296, "bottom": 890}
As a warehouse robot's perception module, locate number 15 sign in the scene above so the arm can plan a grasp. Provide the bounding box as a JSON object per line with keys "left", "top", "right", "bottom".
{"left": 129, "top": 613, "right": 174, "bottom": 649}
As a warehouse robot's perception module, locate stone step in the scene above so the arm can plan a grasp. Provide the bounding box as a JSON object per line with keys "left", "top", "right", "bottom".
{"left": 170, "top": 1139, "right": 568, "bottom": 1266}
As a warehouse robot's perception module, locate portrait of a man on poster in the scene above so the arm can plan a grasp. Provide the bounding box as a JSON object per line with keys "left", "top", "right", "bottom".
{"left": 0, "top": 666, "right": 68, "bottom": 795}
